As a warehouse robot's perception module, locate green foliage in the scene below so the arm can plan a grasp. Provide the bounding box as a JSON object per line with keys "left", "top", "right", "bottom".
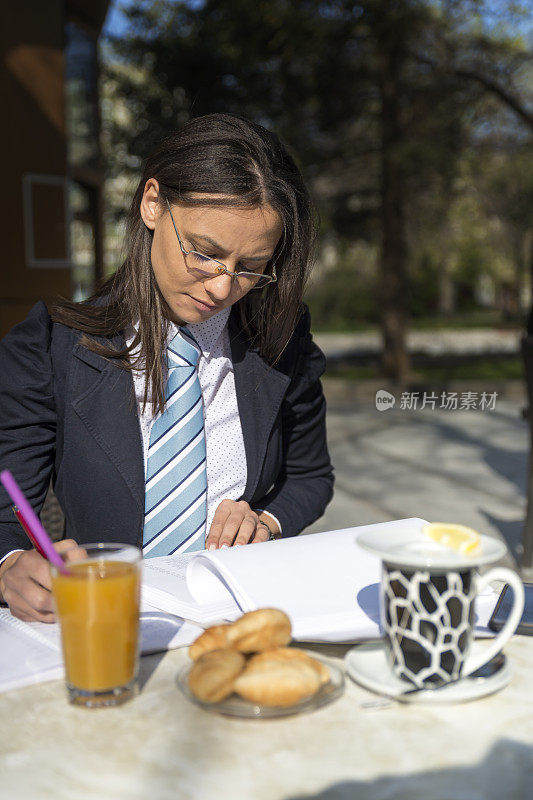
{"left": 102, "top": 0, "right": 533, "bottom": 340}
{"left": 409, "top": 309, "right": 523, "bottom": 329}
{"left": 408, "top": 251, "right": 442, "bottom": 318}
{"left": 454, "top": 239, "right": 486, "bottom": 310}
{"left": 326, "top": 357, "right": 524, "bottom": 381}
{"left": 305, "top": 265, "right": 379, "bottom": 330}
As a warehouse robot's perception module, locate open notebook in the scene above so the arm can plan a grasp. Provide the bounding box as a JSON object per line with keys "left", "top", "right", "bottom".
{"left": 0, "top": 518, "right": 498, "bottom": 693}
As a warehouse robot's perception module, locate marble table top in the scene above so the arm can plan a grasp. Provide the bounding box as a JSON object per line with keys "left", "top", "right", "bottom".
{"left": 1, "top": 636, "right": 532, "bottom": 800}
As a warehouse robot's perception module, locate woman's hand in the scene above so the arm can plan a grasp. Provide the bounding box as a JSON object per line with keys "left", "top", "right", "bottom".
{"left": 206, "top": 500, "right": 278, "bottom": 549}
{"left": 0, "top": 540, "right": 86, "bottom": 623}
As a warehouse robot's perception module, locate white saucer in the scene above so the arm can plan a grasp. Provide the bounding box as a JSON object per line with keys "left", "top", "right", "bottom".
{"left": 344, "top": 641, "right": 512, "bottom": 705}
{"left": 356, "top": 525, "right": 506, "bottom": 569}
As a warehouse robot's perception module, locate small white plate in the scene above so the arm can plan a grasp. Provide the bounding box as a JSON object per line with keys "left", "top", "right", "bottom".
{"left": 344, "top": 641, "right": 511, "bottom": 705}
{"left": 356, "top": 526, "right": 506, "bottom": 569}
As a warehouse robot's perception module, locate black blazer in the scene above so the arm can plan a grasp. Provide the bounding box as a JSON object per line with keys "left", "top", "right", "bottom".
{"left": 0, "top": 303, "right": 333, "bottom": 559}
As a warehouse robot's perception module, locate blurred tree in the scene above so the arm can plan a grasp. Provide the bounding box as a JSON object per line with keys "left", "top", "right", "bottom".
{"left": 103, "top": 0, "right": 532, "bottom": 382}
{"left": 305, "top": 240, "right": 380, "bottom": 329}
{"left": 478, "top": 150, "right": 533, "bottom": 318}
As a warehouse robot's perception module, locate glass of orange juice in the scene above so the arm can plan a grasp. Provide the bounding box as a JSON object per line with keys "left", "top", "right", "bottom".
{"left": 51, "top": 543, "right": 141, "bottom": 708}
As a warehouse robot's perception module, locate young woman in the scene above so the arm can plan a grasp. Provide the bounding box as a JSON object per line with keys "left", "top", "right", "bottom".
{"left": 0, "top": 113, "right": 334, "bottom": 621}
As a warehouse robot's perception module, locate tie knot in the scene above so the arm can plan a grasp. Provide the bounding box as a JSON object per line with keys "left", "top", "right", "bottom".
{"left": 167, "top": 329, "right": 201, "bottom": 369}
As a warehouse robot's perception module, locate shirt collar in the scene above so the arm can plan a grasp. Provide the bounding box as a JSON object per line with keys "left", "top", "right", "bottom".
{"left": 168, "top": 306, "right": 231, "bottom": 358}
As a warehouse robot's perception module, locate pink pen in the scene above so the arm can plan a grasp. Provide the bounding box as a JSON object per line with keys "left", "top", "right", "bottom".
{"left": 1, "top": 470, "right": 68, "bottom": 573}
{"left": 12, "top": 506, "right": 47, "bottom": 559}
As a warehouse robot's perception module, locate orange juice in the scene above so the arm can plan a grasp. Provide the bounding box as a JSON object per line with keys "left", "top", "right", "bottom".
{"left": 52, "top": 560, "right": 140, "bottom": 692}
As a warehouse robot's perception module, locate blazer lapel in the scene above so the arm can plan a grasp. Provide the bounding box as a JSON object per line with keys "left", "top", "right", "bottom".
{"left": 229, "top": 316, "right": 290, "bottom": 499}
{"left": 71, "top": 340, "right": 145, "bottom": 512}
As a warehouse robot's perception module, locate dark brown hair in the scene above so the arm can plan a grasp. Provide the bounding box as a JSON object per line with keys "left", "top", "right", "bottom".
{"left": 51, "top": 113, "right": 317, "bottom": 413}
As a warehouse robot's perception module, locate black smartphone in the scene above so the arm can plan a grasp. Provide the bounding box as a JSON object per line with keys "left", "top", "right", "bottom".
{"left": 488, "top": 582, "right": 533, "bottom": 635}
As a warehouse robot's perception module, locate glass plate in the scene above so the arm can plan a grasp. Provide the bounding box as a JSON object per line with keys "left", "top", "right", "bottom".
{"left": 176, "top": 654, "right": 345, "bottom": 718}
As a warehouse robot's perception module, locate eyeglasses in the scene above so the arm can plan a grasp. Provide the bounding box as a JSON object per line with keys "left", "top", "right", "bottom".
{"left": 164, "top": 198, "right": 277, "bottom": 290}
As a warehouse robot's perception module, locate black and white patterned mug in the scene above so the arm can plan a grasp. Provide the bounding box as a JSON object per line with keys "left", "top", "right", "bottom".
{"left": 381, "top": 562, "right": 522, "bottom": 688}
{"left": 357, "top": 524, "right": 525, "bottom": 689}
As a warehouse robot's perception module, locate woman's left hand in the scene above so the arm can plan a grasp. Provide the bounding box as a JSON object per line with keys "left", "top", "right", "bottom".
{"left": 206, "top": 500, "right": 271, "bottom": 549}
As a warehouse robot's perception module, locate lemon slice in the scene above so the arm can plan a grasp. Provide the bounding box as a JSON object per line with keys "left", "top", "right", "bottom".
{"left": 422, "top": 523, "right": 481, "bottom": 554}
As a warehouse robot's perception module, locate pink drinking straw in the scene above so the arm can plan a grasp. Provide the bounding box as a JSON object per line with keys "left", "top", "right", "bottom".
{"left": 0, "top": 470, "right": 69, "bottom": 573}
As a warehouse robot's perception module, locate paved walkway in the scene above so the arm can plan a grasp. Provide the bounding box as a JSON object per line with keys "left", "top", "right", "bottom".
{"left": 305, "top": 377, "right": 531, "bottom": 578}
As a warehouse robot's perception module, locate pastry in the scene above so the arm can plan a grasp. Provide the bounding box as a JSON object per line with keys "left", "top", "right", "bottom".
{"left": 247, "top": 647, "right": 330, "bottom": 686}
{"left": 188, "top": 624, "right": 231, "bottom": 661}
{"left": 188, "top": 649, "right": 246, "bottom": 703}
{"left": 186, "top": 611, "right": 330, "bottom": 708}
{"left": 234, "top": 655, "right": 321, "bottom": 706}
{"left": 225, "top": 608, "right": 292, "bottom": 653}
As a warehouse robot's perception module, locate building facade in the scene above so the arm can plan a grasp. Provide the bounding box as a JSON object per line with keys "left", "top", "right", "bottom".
{"left": 0, "top": 0, "right": 109, "bottom": 337}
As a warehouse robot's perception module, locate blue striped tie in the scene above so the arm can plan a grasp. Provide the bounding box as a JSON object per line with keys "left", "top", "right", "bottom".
{"left": 142, "top": 329, "right": 207, "bottom": 557}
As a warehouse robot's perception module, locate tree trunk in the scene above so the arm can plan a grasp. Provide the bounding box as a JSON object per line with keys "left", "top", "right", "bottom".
{"left": 379, "top": 48, "right": 410, "bottom": 385}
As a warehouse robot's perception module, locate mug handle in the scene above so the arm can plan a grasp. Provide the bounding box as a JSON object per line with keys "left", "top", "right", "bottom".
{"left": 462, "top": 567, "right": 525, "bottom": 678}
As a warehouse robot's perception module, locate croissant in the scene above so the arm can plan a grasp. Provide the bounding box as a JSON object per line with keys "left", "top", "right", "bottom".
{"left": 188, "top": 624, "right": 232, "bottom": 661}
{"left": 225, "top": 608, "right": 292, "bottom": 653}
{"left": 234, "top": 656, "right": 321, "bottom": 707}
{"left": 188, "top": 649, "right": 246, "bottom": 703}
{"left": 247, "top": 647, "right": 330, "bottom": 686}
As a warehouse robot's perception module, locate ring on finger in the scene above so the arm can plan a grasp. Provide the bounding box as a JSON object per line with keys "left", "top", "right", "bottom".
{"left": 257, "top": 521, "right": 275, "bottom": 540}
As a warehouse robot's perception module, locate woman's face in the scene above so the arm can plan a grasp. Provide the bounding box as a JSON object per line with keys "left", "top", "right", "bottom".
{"left": 140, "top": 179, "right": 283, "bottom": 326}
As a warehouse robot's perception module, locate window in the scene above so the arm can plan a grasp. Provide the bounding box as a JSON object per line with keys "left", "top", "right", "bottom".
{"left": 65, "top": 21, "right": 99, "bottom": 170}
